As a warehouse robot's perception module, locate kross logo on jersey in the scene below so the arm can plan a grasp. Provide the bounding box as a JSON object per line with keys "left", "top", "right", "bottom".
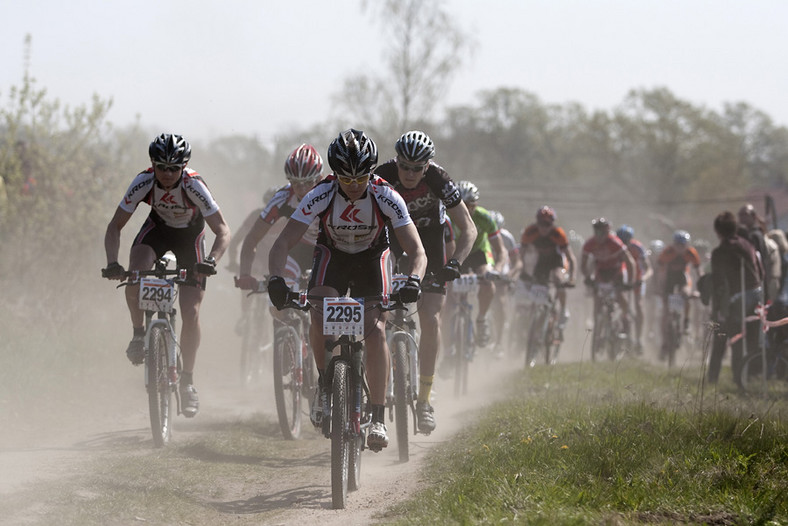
{"left": 160, "top": 192, "right": 176, "bottom": 205}
{"left": 340, "top": 204, "right": 363, "bottom": 223}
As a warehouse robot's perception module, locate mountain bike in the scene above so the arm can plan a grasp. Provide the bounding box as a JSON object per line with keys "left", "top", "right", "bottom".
{"left": 280, "top": 289, "right": 406, "bottom": 509}
{"left": 524, "top": 281, "right": 574, "bottom": 368}
{"left": 237, "top": 290, "right": 271, "bottom": 387}
{"left": 589, "top": 280, "right": 629, "bottom": 362}
{"left": 661, "top": 286, "right": 686, "bottom": 368}
{"left": 446, "top": 274, "right": 479, "bottom": 396}
{"left": 740, "top": 343, "right": 788, "bottom": 397}
{"left": 107, "top": 254, "right": 196, "bottom": 447}
{"left": 248, "top": 275, "right": 316, "bottom": 440}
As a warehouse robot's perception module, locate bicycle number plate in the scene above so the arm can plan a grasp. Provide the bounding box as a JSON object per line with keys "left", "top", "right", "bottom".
{"left": 323, "top": 297, "right": 364, "bottom": 336}
{"left": 597, "top": 282, "right": 616, "bottom": 300}
{"left": 391, "top": 274, "right": 408, "bottom": 292}
{"left": 528, "top": 284, "right": 551, "bottom": 306}
{"left": 668, "top": 293, "right": 684, "bottom": 314}
{"left": 138, "top": 278, "right": 176, "bottom": 312}
{"left": 514, "top": 280, "right": 533, "bottom": 306}
{"left": 452, "top": 274, "right": 479, "bottom": 293}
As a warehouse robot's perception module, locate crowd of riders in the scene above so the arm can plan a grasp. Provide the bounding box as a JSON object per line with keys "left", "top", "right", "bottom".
{"left": 104, "top": 129, "right": 787, "bottom": 454}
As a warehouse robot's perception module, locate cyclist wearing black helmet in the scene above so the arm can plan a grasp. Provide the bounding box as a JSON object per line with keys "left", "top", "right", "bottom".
{"left": 376, "top": 130, "right": 477, "bottom": 433}
{"left": 267, "top": 129, "right": 427, "bottom": 451}
{"left": 102, "top": 133, "right": 231, "bottom": 417}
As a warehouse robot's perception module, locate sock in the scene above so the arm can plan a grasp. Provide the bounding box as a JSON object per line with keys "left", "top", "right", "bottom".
{"left": 133, "top": 326, "right": 145, "bottom": 338}
{"left": 417, "top": 375, "right": 434, "bottom": 404}
{"left": 181, "top": 371, "right": 193, "bottom": 386}
{"left": 372, "top": 404, "right": 386, "bottom": 424}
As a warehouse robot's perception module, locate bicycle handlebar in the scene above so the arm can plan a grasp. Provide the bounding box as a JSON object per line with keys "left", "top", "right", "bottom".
{"left": 279, "top": 291, "right": 411, "bottom": 313}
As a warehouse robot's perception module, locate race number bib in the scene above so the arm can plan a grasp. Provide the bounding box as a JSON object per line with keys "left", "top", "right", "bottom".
{"left": 668, "top": 293, "right": 684, "bottom": 314}
{"left": 528, "top": 284, "right": 551, "bottom": 306}
{"left": 323, "top": 297, "right": 364, "bottom": 336}
{"left": 138, "top": 278, "right": 176, "bottom": 313}
{"left": 452, "top": 274, "right": 479, "bottom": 294}
{"left": 391, "top": 274, "right": 408, "bottom": 292}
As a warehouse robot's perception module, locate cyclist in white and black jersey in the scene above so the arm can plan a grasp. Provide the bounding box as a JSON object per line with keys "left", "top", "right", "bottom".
{"left": 102, "top": 133, "right": 231, "bottom": 417}
{"left": 488, "top": 210, "right": 521, "bottom": 354}
{"left": 376, "top": 130, "right": 476, "bottom": 433}
{"left": 235, "top": 144, "right": 324, "bottom": 290}
{"left": 267, "top": 129, "right": 427, "bottom": 451}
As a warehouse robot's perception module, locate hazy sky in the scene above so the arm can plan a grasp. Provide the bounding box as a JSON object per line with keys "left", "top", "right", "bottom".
{"left": 3, "top": 0, "right": 787, "bottom": 143}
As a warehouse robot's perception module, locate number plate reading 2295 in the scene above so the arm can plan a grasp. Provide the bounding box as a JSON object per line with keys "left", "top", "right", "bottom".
{"left": 323, "top": 297, "right": 364, "bottom": 336}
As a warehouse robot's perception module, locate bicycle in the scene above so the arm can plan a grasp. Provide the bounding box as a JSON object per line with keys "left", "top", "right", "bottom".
{"left": 247, "top": 275, "right": 316, "bottom": 440}
{"left": 445, "top": 273, "right": 479, "bottom": 396}
{"left": 280, "top": 288, "right": 406, "bottom": 509}
{"left": 237, "top": 290, "right": 272, "bottom": 387}
{"left": 661, "top": 286, "right": 686, "bottom": 368}
{"left": 589, "top": 280, "right": 630, "bottom": 362}
{"left": 105, "top": 254, "right": 196, "bottom": 447}
{"left": 523, "top": 280, "right": 574, "bottom": 368}
{"left": 739, "top": 310, "right": 788, "bottom": 397}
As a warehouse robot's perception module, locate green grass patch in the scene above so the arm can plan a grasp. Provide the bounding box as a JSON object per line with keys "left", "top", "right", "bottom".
{"left": 384, "top": 360, "right": 788, "bottom": 525}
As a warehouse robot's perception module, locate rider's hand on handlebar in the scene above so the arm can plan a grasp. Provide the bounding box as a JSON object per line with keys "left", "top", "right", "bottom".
{"left": 436, "top": 258, "right": 461, "bottom": 284}
{"left": 194, "top": 256, "right": 217, "bottom": 277}
{"left": 234, "top": 274, "right": 258, "bottom": 290}
{"left": 398, "top": 276, "right": 422, "bottom": 303}
{"left": 267, "top": 275, "right": 290, "bottom": 310}
{"left": 102, "top": 261, "right": 126, "bottom": 280}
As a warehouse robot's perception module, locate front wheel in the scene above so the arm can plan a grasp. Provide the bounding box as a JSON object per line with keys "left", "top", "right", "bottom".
{"left": 391, "top": 336, "right": 410, "bottom": 462}
{"left": 740, "top": 352, "right": 788, "bottom": 397}
{"left": 591, "top": 308, "right": 609, "bottom": 363}
{"left": 147, "top": 326, "right": 173, "bottom": 448}
{"left": 331, "top": 361, "right": 351, "bottom": 509}
{"left": 526, "top": 308, "right": 548, "bottom": 368}
{"left": 273, "top": 325, "right": 302, "bottom": 440}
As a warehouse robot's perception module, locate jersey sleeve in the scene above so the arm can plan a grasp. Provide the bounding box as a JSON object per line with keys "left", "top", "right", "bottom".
{"left": 552, "top": 227, "right": 570, "bottom": 247}
{"left": 521, "top": 224, "right": 539, "bottom": 245}
{"left": 183, "top": 172, "right": 220, "bottom": 216}
{"left": 289, "top": 179, "right": 334, "bottom": 225}
{"left": 373, "top": 182, "right": 412, "bottom": 229}
{"left": 428, "top": 163, "right": 462, "bottom": 209}
{"left": 118, "top": 170, "right": 154, "bottom": 213}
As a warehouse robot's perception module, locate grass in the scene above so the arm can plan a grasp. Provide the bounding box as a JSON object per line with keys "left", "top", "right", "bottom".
{"left": 382, "top": 360, "right": 788, "bottom": 525}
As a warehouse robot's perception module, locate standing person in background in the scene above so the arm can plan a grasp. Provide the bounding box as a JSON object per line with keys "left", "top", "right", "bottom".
{"left": 707, "top": 211, "right": 763, "bottom": 387}
{"left": 738, "top": 204, "right": 776, "bottom": 300}
{"left": 102, "top": 133, "right": 231, "bottom": 417}
{"left": 455, "top": 180, "right": 508, "bottom": 346}
{"left": 615, "top": 225, "right": 653, "bottom": 354}
{"left": 376, "top": 130, "right": 476, "bottom": 433}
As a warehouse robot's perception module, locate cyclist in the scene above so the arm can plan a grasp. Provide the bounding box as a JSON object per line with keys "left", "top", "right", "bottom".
{"left": 102, "top": 133, "right": 231, "bottom": 417}
{"left": 488, "top": 210, "right": 521, "bottom": 355}
{"left": 615, "top": 225, "right": 653, "bottom": 353}
{"left": 581, "top": 218, "right": 636, "bottom": 336}
{"left": 455, "top": 180, "right": 508, "bottom": 346}
{"left": 520, "top": 206, "right": 577, "bottom": 328}
{"left": 234, "top": 144, "right": 324, "bottom": 290}
{"left": 376, "top": 130, "right": 476, "bottom": 433}
{"left": 267, "top": 129, "right": 427, "bottom": 451}
{"left": 656, "top": 230, "right": 703, "bottom": 357}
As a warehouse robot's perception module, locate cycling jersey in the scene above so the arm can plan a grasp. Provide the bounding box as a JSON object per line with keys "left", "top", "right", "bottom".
{"left": 582, "top": 234, "right": 627, "bottom": 281}
{"left": 289, "top": 174, "right": 411, "bottom": 255}
{"left": 521, "top": 223, "right": 569, "bottom": 283}
{"left": 261, "top": 182, "right": 319, "bottom": 246}
{"left": 375, "top": 159, "right": 462, "bottom": 229}
{"left": 658, "top": 245, "right": 701, "bottom": 274}
{"left": 119, "top": 167, "right": 220, "bottom": 229}
{"left": 626, "top": 239, "right": 648, "bottom": 282}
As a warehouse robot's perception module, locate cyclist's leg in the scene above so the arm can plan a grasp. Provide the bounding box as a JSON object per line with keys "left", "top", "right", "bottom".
{"left": 417, "top": 292, "right": 443, "bottom": 396}
{"left": 632, "top": 283, "right": 645, "bottom": 349}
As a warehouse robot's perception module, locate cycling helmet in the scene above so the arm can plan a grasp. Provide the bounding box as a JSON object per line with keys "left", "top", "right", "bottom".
{"left": 488, "top": 210, "right": 505, "bottom": 229}
{"left": 616, "top": 224, "right": 634, "bottom": 244}
{"left": 327, "top": 128, "right": 378, "bottom": 177}
{"left": 536, "top": 206, "right": 557, "bottom": 225}
{"left": 457, "top": 180, "right": 480, "bottom": 204}
{"left": 591, "top": 217, "right": 610, "bottom": 231}
{"left": 649, "top": 239, "right": 665, "bottom": 255}
{"left": 395, "top": 130, "right": 435, "bottom": 164}
{"left": 673, "top": 230, "right": 691, "bottom": 246}
{"left": 149, "top": 133, "right": 191, "bottom": 165}
{"left": 284, "top": 144, "right": 323, "bottom": 182}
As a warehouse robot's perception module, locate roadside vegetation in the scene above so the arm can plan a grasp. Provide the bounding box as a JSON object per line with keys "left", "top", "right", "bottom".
{"left": 384, "top": 360, "right": 787, "bottom": 525}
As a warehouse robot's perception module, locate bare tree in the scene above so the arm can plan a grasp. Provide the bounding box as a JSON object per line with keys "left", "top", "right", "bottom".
{"left": 331, "top": 0, "right": 474, "bottom": 139}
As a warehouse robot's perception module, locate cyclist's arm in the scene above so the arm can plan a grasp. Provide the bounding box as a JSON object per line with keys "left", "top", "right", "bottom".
{"left": 445, "top": 201, "right": 476, "bottom": 264}
{"left": 489, "top": 232, "right": 508, "bottom": 272}
{"left": 640, "top": 252, "right": 654, "bottom": 282}
{"left": 269, "top": 218, "right": 310, "bottom": 277}
{"left": 104, "top": 206, "right": 134, "bottom": 266}
{"left": 227, "top": 209, "right": 262, "bottom": 268}
{"left": 563, "top": 244, "right": 577, "bottom": 282}
{"left": 239, "top": 217, "right": 273, "bottom": 277}
{"left": 393, "top": 222, "right": 427, "bottom": 279}
{"left": 204, "top": 209, "right": 231, "bottom": 263}
{"left": 621, "top": 247, "right": 636, "bottom": 285}
{"left": 580, "top": 251, "right": 591, "bottom": 280}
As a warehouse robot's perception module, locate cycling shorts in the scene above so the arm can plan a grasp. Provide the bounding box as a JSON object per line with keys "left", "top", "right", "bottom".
{"left": 533, "top": 252, "right": 565, "bottom": 284}
{"left": 663, "top": 270, "right": 689, "bottom": 296}
{"left": 460, "top": 249, "right": 489, "bottom": 274}
{"left": 132, "top": 215, "right": 206, "bottom": 289}
{"left": 309, "top": 243, "right": 393, "bottom": 298}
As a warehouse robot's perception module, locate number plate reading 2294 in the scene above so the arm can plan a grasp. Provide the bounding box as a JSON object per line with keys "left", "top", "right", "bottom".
{"left": 323, "top": 297, "right": 364, "bottom": 336}
{"left": 138, "top": 278, "right": 176, "bottom": 313}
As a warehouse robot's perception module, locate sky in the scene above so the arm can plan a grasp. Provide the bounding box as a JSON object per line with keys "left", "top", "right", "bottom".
{"left": 3, "top": 0, "right": 788, "bottom": 144}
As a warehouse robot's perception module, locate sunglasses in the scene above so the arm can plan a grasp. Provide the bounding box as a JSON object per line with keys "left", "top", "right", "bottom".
{"left": 397, "top": 161, "right": 427, "bottom": 173}
{"left": 337, "top": 174, "right": 370, "bottom": 185}
{"left": 154, "top": 163, "right": 183, "bottom": 173}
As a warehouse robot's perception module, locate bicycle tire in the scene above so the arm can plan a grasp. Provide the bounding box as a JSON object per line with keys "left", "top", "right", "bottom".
{"left": 147, "top": 325, "right": 173, "bottom": 448}
{"left": 526, "top": 308, "right": 548, "bottom": 368}
{"left": 273, "top": 325, "right": 302, "bottom": 440}
{"left": 391, "top": 336, "right": 410, "bottom": 462}
{"left": 740, "top": 352, "right": 788, "bottom": 396}
{"left": 240, "top": 303, "right": 267, "bottom": 387}
{"left": 347, "top": 381, "right": 364, "bottom": 492}
{"left": 591, "top": 308, "right": 608, "bottom": 362}
{"left": 666, "top": 314, "right": 680, "bottom": 368}
{"left": 331, "top": 360, "right": 351, "bottom": 509}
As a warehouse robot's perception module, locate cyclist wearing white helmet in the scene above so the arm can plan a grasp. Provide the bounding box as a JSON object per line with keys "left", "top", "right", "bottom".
{"left": 103, "top": 133, "right": 232, "bottom": 417}
{"left": 268, "top": 129, "right": 427, "bottom": 451}
{"left": 376, "top": 130, "right": 476, "bottom": 433}
{"left": 615, "top": 225, "right": 653, "bottom": 353}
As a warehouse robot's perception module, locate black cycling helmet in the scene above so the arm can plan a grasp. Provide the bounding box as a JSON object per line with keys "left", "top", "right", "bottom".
{"left": 149, "top": 133, "right": 191, "bottom": 165}
{"left": 327, "top": 128, "right": 378, "bottom": 177}
{"left": 591, "top": 217, "right": 610, "bottom": 232}
{"left": 395, "top": 130, "right": 435, "bottom": 164}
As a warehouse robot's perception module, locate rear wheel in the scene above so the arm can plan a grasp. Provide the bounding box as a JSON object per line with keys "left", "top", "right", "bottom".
{"left": 391, "top": 336, "right": 410, "bottom": 462}
{"left": 273, "top": 325, "right": 302, "bottom": 440}
{"left": 331, "top": 361, "right": 351, "bottom": 509}
{"left": 147, "top": 326, "right": 173, "bottom": 448}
